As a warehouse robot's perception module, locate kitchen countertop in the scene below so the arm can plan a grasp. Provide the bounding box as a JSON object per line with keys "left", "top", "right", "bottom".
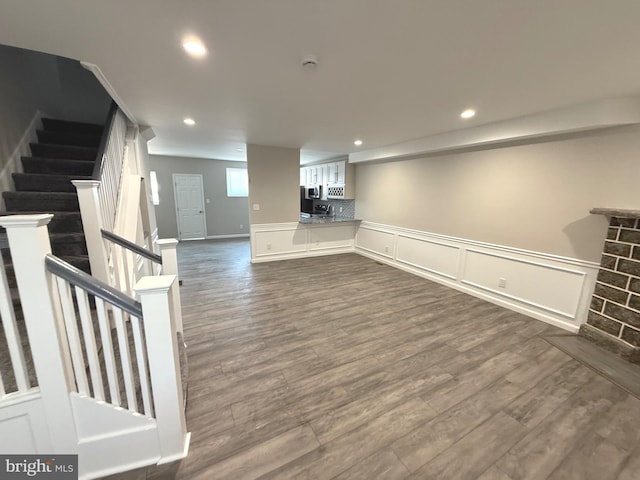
{"left": 299, "top": 215, "right": 360, "bottom": 224}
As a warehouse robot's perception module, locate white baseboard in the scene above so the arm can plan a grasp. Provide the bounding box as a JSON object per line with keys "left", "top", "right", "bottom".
{"left": 355, "top": 222, "right": 599, "bottom": 332}
{"left": 0, "top": 110, "right": 45, "bottom": 210}
{"left": 206, "top": 234, "right": 250, "bottom": 240}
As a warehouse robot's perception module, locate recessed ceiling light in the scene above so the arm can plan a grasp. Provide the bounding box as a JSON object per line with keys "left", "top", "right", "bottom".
{"left": 183, "top": 118, "right": 196, "bottom": 126}
{"left": 182, "top": 37, "right": 208, "bottom": 58}
{"left": 460, "top": 109, "right": 476, "bottom": 119}
{"left": 354, "top": 139, "right": 363, "bottom": 146}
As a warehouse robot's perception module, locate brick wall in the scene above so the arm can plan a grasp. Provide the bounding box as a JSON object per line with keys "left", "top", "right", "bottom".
{"left": 587, "top": 216, "right": 640, "bottom": 350}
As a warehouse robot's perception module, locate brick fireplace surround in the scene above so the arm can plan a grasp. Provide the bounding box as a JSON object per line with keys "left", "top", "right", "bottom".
{"left": 581, "top": 208, "right": 640, "bottom": 363}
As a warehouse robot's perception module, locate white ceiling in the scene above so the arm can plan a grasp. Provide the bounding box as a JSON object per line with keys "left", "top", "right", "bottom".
{"left": 1, "top": 0, "right": 640, "bottom": 164}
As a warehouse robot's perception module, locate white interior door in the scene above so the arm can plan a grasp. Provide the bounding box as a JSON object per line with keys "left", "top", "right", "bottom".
{"left": 173, "top": 174, "right": 206, "bottom": 240}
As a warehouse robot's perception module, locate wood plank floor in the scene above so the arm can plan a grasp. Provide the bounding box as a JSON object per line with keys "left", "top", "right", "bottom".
{"left": 107, "top": 239, "right": 640, "bottom": 480}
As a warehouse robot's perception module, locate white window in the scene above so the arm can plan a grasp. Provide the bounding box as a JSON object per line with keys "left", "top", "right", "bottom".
{"left": 226, "top": 167, "right": 248, "bottom": 197}
{"left": 150, "top": 171, "right": 160, "bottom": 205}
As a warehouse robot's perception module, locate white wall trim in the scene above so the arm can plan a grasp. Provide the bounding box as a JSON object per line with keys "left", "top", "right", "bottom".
{"left": 359, "top": 221, "right": 599, "bottom": 269}
{"left": 250, "top": 221, "right": 357, "bottom": 263}
{"left": 206, "top": 234, "right": 250, "bottom": 240}
{"left": 80, "top": 62, "right": 137, "bottom": 124}
{"left": 355, "top": 221, "right": 599, "bottom": 333}
{"left": 0, "top": 110, "right": 45, "bottom": 209}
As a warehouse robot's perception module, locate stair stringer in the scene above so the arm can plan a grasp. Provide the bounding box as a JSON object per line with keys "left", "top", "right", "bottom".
{"left": 70, "top": 393, "right": 161, "bottom": 480}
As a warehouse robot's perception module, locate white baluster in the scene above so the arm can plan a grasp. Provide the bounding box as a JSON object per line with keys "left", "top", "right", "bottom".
{"left": 0, "top": 214, "right": 78, "bottom": 452}
{"left": 55, "top": 278, "right": 89, "bottom": 396}
{"left": 94, "top": 297, "right": 120, "bottom": 407}
{"left": 135, "top": 275, "right": 189, "bottom": 462}
{"left": 113, "top": 308, "right": 138, "bottom": 412}
{"left": 0, "top": 256, "right": 30, "bottom": 392}
{"left": 75, "top": 287, "right": 105, "bottom": 401}
{"left": 130, "top": 315, "right": 153, "bottom": 417}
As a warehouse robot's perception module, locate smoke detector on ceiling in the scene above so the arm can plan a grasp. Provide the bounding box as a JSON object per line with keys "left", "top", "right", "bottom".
{"left": 301, "top": 55, "right": 319, "bottom": 71}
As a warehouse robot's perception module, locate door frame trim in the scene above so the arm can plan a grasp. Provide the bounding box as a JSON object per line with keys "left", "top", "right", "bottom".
{"left": 172, "top": 173, "right": 207, "bottom": 240}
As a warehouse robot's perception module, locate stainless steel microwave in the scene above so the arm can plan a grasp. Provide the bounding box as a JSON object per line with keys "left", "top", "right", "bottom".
{"left": 305, "top": 185, "right": 322, "bottom": 199}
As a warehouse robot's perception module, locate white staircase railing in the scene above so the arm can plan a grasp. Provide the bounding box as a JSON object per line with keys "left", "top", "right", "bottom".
{"left": 94, "top": 102, "right": 127, "bottom": 234}
{"left": 101, "top": 229, "right": 183, "bottom": 333}
{"left": 0, "top": 214, "right": 189, "bottom": 479}
{"left": 0, "top": 238, "right": 32, "bottom": 398}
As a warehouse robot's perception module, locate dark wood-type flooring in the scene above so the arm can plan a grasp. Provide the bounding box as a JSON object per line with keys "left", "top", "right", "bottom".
{"left": 108, "top": 239, "right": 640, "bottom": 480}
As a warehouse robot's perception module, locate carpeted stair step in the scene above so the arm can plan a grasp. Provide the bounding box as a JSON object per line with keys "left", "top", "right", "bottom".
{"left": 41, "top": 118, "right": 104, "bottom": 136}
{"left": 30, "top": 143, "right": 98, "bottom": 161}
{"left": 12, "top": 173, "right": 93, "bottom": 193}
{"left": 50, "top": 233, "right": 88, "bottom": 257}
{"left": 36, "top": 130, "right": 102, "bottom": 148}
{"left": 3, "top": 191, "right": 79, "bottom": 212}
{"left": 0, "top": 212, "right": 83, "bottom": 234}
{"left": 22, "top": 157, "right": 95, "bottom": 176}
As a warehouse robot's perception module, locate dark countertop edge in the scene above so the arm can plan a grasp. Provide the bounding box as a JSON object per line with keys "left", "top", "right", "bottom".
{"left": 591, "top": 208, "right": 640, "bottom": 218}
{"left": 299, "top": 217, "right": 361, "bottom": 225}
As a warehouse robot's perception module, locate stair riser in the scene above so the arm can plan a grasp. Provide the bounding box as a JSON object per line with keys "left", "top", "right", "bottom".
{"left": 22, "top": 158, "right": 95, "bottom": 176}
{"left": 48, "top": 214, "right": 84, "bottom": 233}
{"left": 36, "top": 130, "right": 101, "bottom": 148}
{"left": 4, "top": 195, "right": 79, "bottom": 212}
{"left": 13, "top": 174, "right": 77, "bottom": 193}
{"left": 30, "top": 143, "right": 97, "bottom": 161}
{"left": 41, "top": 118, "right": 104, "bottom": 136}
{"left": 52, "top": 242, "right": 88, "bottom": 257}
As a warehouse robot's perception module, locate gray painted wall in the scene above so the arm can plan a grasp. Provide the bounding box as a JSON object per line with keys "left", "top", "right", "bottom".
{"left": 147, "top": 154, "right": 250, "bottom": 238}
{"left": 0, "top": 44, "right": 112, "bottom": 172}
{"left": 247, "top": 144, "right": 300, "bottom": 224}
{"left": 0, "top": 45, "right": 43, "bottom": 173}
{"left": 355, "top": 125, "right": 640, "bottom": 263}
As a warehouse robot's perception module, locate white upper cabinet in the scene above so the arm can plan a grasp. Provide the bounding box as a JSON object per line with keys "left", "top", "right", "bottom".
{"left": 300, "top": 159, "right": 354, "bottom": 198}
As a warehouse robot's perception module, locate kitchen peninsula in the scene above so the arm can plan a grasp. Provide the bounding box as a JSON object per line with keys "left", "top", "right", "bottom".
{"left": 299, "top": 215, "right": 360, "bottom": 224}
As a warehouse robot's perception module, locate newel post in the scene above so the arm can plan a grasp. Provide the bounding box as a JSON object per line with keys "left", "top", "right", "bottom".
{"left": 156, "top": 239, "right": 183, "bottom": 334}
{"left": 0, "top": 214, "right": 78, "bottom": 453}
{"left": 134, "top": 275, "right": 190, "bottom": 463}
{"left": 72, "top": 180, "right": 110, "bottom": 285}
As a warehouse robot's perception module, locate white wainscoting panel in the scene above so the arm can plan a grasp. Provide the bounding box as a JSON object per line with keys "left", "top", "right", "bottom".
{"left": 251, "top": 222, "right": 357, "bottom": 263}
{"left": 463, "top": 249, "right": 585, "bottom": 319}
{"left": 396, "top": 234, "right": 460, "bottom": 280}
{"left": 309, "top": 224, "right": 355, "bottom": 251}
{"left": 0, "top": 391, "right": 51, "bottom": 453}
{"left": 355, "top": 222, "right": 599, "bottom": 332}
{"left": 355, "top": 226, "right": 395, "bottom": 258}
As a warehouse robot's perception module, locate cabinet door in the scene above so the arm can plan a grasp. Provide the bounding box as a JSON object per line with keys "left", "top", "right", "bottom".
{"left": 321, "top": 164, "right": 329, "bottom": 186}
{"left": 336, "top": 161, "right": 346, "bottom": 184}
{"left": 300, "top": 167, "right": 306, "bottom": 186}
{"left": 328, "top": 163, "right": 337, "bottom": 183}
